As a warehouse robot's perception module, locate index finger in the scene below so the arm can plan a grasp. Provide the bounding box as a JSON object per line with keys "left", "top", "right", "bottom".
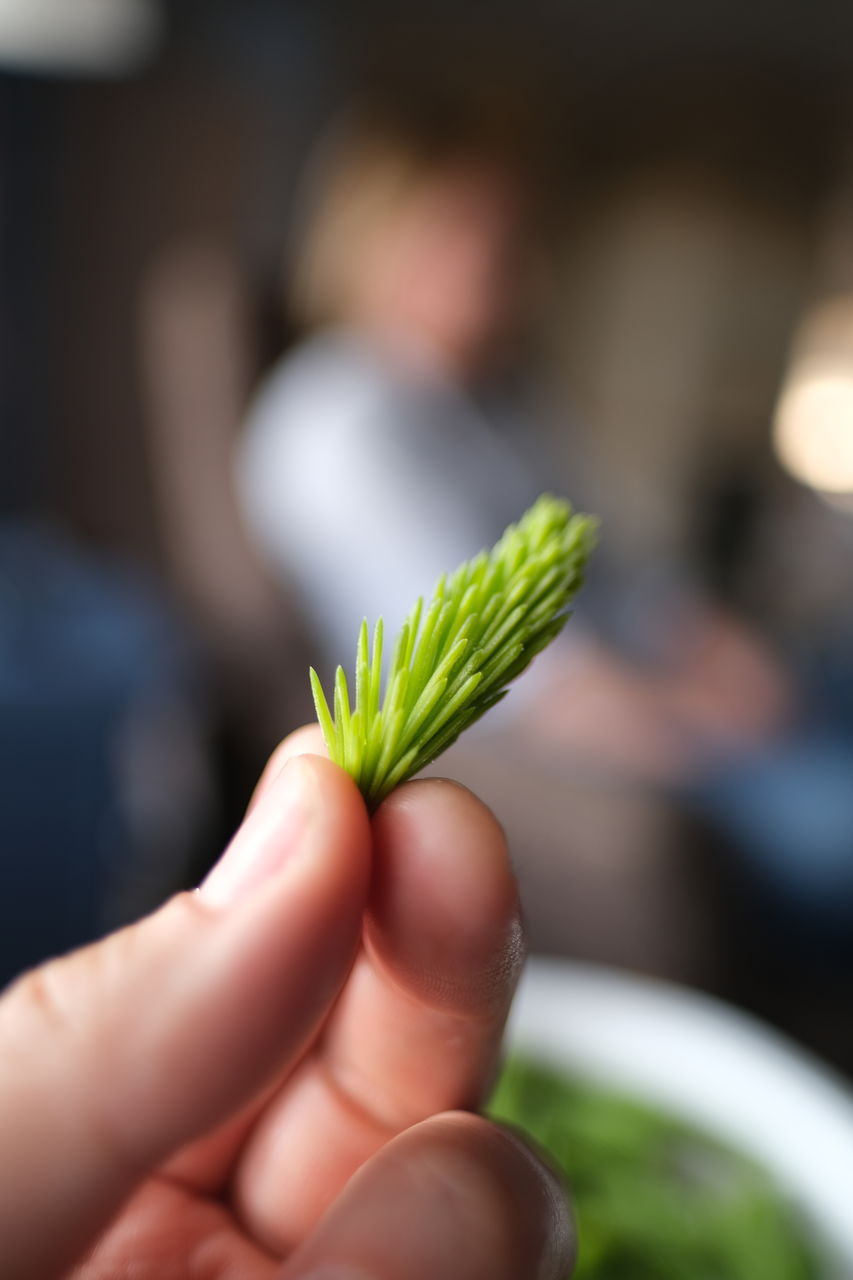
{"left": 233, "top": 774, "right": 524, "bottom": 1254}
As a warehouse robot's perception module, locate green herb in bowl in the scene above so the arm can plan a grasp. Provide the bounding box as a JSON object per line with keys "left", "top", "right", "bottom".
{"left": 490, "top": 1056, "right": 823, "bottom": 1280}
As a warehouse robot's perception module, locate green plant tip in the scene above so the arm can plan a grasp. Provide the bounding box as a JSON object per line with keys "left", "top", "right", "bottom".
{"left": 309, "top": 493, "right": 598, "bottom": 810}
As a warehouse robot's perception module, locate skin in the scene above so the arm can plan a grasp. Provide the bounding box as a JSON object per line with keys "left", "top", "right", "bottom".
{"left": 351, "top": 163, "right": 528, "bottom": 380}
{"left": 0, "top": 724, "right": 574, "bottom": 1279}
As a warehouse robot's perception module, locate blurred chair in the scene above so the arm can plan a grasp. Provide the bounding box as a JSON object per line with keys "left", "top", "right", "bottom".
{"left": 137, "top": 237, "right": 314, "bottom": 800}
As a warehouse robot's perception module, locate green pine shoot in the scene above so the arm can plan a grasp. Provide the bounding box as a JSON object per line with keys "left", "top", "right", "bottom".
{"left": 310, "top": 493, "right": 597, "bottom": 811}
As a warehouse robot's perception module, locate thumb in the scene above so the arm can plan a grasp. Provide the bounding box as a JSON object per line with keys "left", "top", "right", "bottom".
{"left": 0, "top": 754, "right": 370, "bottom": 1280}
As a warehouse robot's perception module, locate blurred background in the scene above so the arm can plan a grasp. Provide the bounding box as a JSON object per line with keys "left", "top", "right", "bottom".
{"left": 2, "top": 0, "right": 853, "bottom": 1075}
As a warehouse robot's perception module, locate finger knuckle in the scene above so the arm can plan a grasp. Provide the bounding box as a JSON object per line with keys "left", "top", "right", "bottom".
{"left": 12, "top": 954, "right": 90, "bottom": 1049}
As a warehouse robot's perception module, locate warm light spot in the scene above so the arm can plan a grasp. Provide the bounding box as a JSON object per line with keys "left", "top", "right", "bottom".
{"left": 773, "top": 360, "right": 853, "bottom": 495}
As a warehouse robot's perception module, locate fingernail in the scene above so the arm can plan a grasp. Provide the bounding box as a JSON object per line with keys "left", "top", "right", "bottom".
{"left": 200, "top": 757, "right": 318, "bottom": 907}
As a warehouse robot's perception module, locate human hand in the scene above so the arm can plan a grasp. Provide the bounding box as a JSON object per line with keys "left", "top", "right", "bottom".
{"left": 660, "top": 604, "right": 795, "bottom": 749}
{"left": 530, "top": 642, "right": 698, "bottom": 784}
{"left": 0, "top": 726, "right": 573, "bottom": 1279}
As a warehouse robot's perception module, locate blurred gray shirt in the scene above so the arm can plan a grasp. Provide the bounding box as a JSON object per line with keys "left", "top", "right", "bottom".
{"left": 236, "top": 330, "right": 546, "bottom": 682}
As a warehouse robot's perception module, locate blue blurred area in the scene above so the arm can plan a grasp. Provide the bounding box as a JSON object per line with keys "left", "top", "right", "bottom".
{"left": 0, "top": 522, "right": 196, "bottom": 986}
{"left": 696, "top": 733, "right": 853, "bottom": 926}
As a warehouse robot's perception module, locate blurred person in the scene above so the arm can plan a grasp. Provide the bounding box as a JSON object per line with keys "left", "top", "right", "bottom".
{"left": 236, "top": 101, "right": 708, "bottom": 774}
{"left": 234, "top": 99, "right": 803, "bottom": 975}
{"left": 239, "top": 104, "right": 549, "bottom": 674}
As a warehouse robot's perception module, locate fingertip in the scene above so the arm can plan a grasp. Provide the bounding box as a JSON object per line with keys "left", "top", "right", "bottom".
{"left": 299, "top": 752, "right": 372, "bottom": 860}
{"left": 260, "top": 752, "right": 372, "bottom": 898}
{"left": 278, "top": 1111, "right": 575, "bottom": 1280}
{"left": 367, "top": 778, "right": 524, "bottom": 1015}
{"left": 281, "top": 724, "right": 330, "bottom": 760}
{"left": 418, "top": 1111, "right": 575, "bottom": 1273}
{"left": 247, "top": 724, "right": 330, "bottom": 815}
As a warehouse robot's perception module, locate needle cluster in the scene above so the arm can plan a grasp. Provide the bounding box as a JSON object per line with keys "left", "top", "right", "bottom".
{"left": 310, "top": 494, "right": 597, "bottom": 810}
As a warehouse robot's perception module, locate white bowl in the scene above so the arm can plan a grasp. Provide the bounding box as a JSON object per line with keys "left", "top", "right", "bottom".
{"left": 505, "top": 957, "right": 853, "bottom": 1275}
